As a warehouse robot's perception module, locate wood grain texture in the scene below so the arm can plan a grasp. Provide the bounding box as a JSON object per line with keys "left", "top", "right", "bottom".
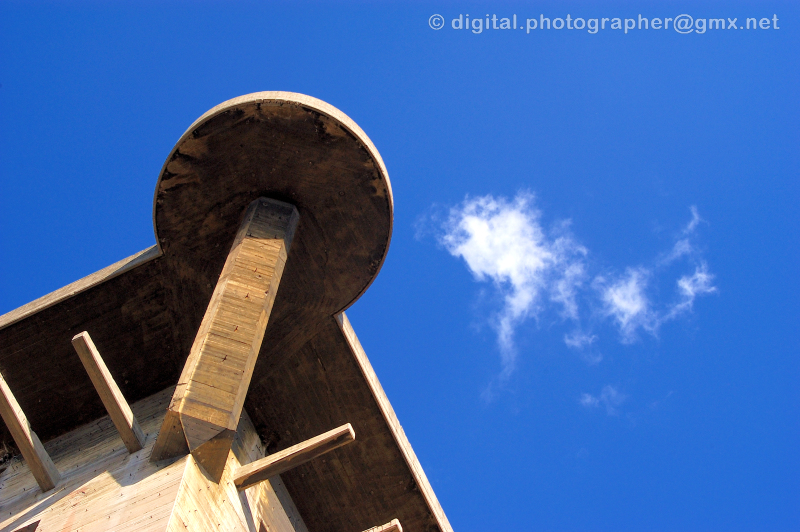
{"left": 0, "top": 93, "right": 454, "bottom": 531}
{"left": 0, "top": 371, "right": 59, "bottom": 492}
{"left": 11, "top": 520, "right": 40, "bottom": 532}
{"left": 1, "top": 388, "right": 308, "bottom": 532}
{"left": 362, "top": 519, "right": 403, "bottom": 532}
{"left": 153, "top": 92, "right": 393, "bottom": 318}
{"left": 336, "top": 314, "right": 453, "bottom": 532}
{"left": 0, "top": 387, "right": 181, "bottom": 532}
{"left": 245, "top": 314, "right": 453, "bottom": 532}
{"left": 71, "top": 331, "right": 145, "bottom": 453}
{"left": 0, "top": 246, "right": 160, "bottom": 332}
{"left": 152, "top": 197, "right": 299, "bottom": 482}
{"left": 234, "top": 423, "right": 354, "bottom": 491}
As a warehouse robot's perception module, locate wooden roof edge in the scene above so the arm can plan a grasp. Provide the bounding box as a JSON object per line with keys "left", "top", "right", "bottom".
{"left": 335, "top": 312, "right": 454, "bottom": 532}
{"left": 0, "top": 245, "right": 161, "bottom": 332}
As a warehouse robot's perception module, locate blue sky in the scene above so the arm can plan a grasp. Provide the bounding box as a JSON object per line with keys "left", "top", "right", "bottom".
{"left": 1, "top": 1, "right": 798, "bottom": 530}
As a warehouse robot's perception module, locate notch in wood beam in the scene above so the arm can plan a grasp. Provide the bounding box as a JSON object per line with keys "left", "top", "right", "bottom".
{"left": 152, "top": 197, "right": 300, "bottom": 482}
{"left": 71, "top": 331, "right": 145, "bottom": 453}
{"left": 362, "top": 519, "right": 403, "bottom": 532}
{"left": 234, "top": 423, "right": 355, "bottom": 491}
{"left": 0, "top": 372, "right": 60, "bottom": 491}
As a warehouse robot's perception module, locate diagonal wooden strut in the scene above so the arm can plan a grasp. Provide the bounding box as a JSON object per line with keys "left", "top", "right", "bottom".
{"left": 71, "top": 331, "right": 145, "bottom": 453}
{"left": 233, "top": 423, "right": 355, "bottom": 491}
{"left": 151, "top": 197, "right": 299, "bottom": 481}
{"left": 0, "top": 371, "right": 60, "bottom": 492}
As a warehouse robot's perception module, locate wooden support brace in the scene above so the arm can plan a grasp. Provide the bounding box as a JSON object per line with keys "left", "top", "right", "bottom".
{"left": 152, "top": 197, "right": 299, "bottom": 481}
{"left": 233, "top": 423, "right": 355, "bottom": 491}
{"left": 0, "top": 372, "right": 60, "bottom": 491}
{"left": 71, "top": 331, "right": 145, "bottom": 453}
{"left": 362, "top": 519, "right": 403, "bottom": 532}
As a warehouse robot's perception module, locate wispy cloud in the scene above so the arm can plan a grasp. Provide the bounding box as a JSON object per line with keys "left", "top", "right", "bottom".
{"left": 440, "top": 192, "right": 586, "bottom": 380}
{"left": 596, "top": 267, "right": 655, "bottom": 343}
{"left": 564, "top": 330, "right": 597, "bottom": 350}
{"left": 580, "top": 385, "right": 627, "bottom": 415}
{"left": 596, "top": 206, "right": 717, "bottom": 342}
{"left": 435, "top": 194, "right": 716, "bottom": 388}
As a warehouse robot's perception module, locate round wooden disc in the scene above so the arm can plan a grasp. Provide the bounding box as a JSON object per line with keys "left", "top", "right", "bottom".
{"left": 153, "top": 92, "right": 393, "bottom": 316}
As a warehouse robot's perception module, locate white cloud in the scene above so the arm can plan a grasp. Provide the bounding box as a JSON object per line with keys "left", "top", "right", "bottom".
{"left": 580, "top": 385, "right": 627, "bottom": 415}
{"left": 436, "top": 195, "right": 717, "bottom": 387}
{"left": 661, "top": 206, "right": 703, "bottom": 264}
{"left": 441, "top": 192, "right": 586, "bottom": 379}
{"left": 597, "top": 267, "right": 656, "bottom": 342}
{"left": 564, "top": 330, "right": 597, "bottom": 350}
{"left": 551, "top": 262, "right": 586, "bottom": 320}
{"left": 579, "top": 393, "right": 599, "bottom": 408}
{"left": 664, "top": 262, "right": 717, "bottom": 320}
{"left": 685, "top": 205, "right": 702, "bottom": 234}
{"left": 593, "top": 206, "right": 716, "bottom": 342}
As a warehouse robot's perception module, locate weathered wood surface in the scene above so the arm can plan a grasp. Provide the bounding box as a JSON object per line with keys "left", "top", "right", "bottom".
{"left": 1, "top": 387, "right": 307, "bottom": 532}
{"left": 0, "top": 246, "right": 160, "bottom": 332}
{"left": 154, "top": 92, "right": 393, "bottom": 318}
{"left": 234, "top": 423, "right": 354, "bottom": 491}
{"left": 0, "top": 93, "right": 453, "bottom": 531}
{"left": 71, "top": 331, "right": 145, "bottom": 453}
{"left": 245, "top": 313, "right": 453, "bottom": 532}
{"left": 0, "top": 255, "right": 184, "bottom": 456}
{"left": 336, "top": 314, "right": 453, "bottom": 532}
{"left": 362, "top": 519, "right": 403, "bottom": 532}
{"left": 10, "top": 520, "right": 40, "bottom": 531}
{"left": 0, "top": 388, "right": 181, "bottom": 532}
{"left": 165, "top": 410, "right": 308, "bottom": 532}
{"left": 152, "top": 198, "right": 299, "bottom": 482}
{"left": 0, "top": 372, "right": 59, "bottom": 492}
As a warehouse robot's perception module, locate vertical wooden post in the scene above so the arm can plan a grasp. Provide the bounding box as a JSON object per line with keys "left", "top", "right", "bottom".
{"left": 152, "top": 197, "right": 299, "bottom": 481}
{"left": 71, "top": 331, "right": 146, "bottom": 453}
{"left": 0, "top": 371, "right": 60, "bottom": 491}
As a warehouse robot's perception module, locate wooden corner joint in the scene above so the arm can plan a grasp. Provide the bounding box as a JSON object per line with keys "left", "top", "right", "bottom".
{"left": 233, "top": 423, "right": 355, "bottom": 491}
{"left": 151, "top": 197, "right": 300, "bottom": 483}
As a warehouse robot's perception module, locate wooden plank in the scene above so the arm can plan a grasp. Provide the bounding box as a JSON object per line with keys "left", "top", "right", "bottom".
{"left": 0, "top": 245, "right": 160, "bottom": 332}
{"left": 233, "top": 423, "right": 355, "bottom": 491}
{"left": 152, "top": 197, "right": 299, "bottom": 482}
{"left": 0, "top": 371, "right": 60, "bottom": 492}
{"left": 71, "top": 331, "right": 146, "bottom": 453}
{"left": 362, "top": 519, "right": 402, "bottom": 532}
{"left": 1, "top": 388, "right": 308, "bottom": 532}
{"left": 336, "top": 312, "right": 454, "bottom": 532}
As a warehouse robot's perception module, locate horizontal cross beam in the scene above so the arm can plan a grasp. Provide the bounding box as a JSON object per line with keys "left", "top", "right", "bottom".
{"left": 233, "top": 423, "right": 355, "bottom": 491}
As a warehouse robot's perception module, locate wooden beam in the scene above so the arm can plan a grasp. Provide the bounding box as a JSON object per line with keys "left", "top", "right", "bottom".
{"left": 152, "top": 197, "right": 299, "bottom": 481}
{"left": 362, "top": 519, "right": 403, "bottom": 532}
{"left": 234, "top": 423, "right": 355, "bottom": 491}
{"left": 0, "top": 371, "right": 60, "bottom": 491}
{"left": 71, "top": 331, "right": 145, "bottom": 453}
{"left": 337, "top": 312, "right": 454, "bottom": 532}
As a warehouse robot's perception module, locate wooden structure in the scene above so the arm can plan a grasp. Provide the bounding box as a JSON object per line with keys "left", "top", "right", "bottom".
{"left": 0, "top": 93, "right": 452, "bottom": 532}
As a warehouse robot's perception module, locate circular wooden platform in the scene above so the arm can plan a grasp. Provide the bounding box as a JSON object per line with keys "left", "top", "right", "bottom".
{"left": 153, "top": 92, "right": 393, "bottom": 316}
